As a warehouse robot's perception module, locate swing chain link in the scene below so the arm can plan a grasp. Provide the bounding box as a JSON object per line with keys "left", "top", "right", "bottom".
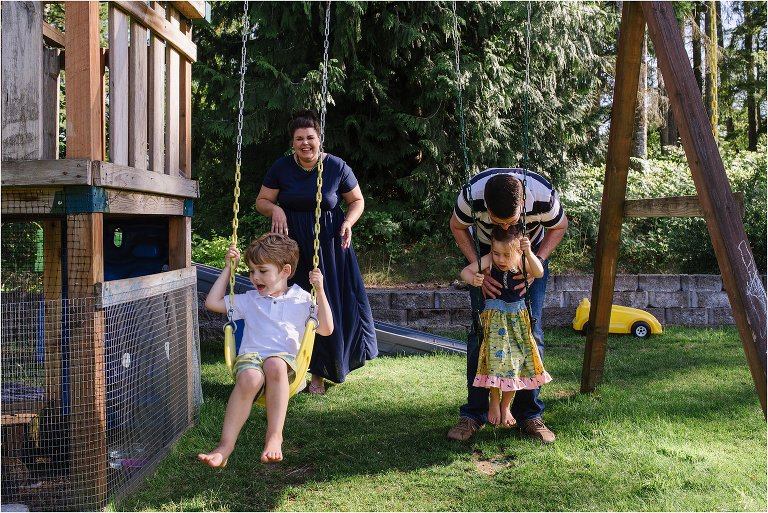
{"left": 520, "top": 1, "right": 536, "bottom": 328}
{"left": 311, "top": 1, "right": 331, "bottom": 306}
{"left": 452, "top": 1, "right": 482, "bottom": 273}
{"left": 229, "top": 0, "right": 250, "bottom": 323}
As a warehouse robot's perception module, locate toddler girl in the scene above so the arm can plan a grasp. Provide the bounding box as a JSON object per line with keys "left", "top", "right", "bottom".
{"left": 460, "top": 225, "right": 552, "bottom": 428}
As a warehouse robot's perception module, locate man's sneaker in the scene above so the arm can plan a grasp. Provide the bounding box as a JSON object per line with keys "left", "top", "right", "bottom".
{"left": 447, "top": 417, "right": 484, "bottom": 441}
{"left": 520, "top": 418, "right": 556, "bottom": 443}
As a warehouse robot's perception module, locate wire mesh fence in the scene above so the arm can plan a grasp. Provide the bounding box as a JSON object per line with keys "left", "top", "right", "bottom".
{"left": 1, "top": 217, "right": 201, "bottom": 511}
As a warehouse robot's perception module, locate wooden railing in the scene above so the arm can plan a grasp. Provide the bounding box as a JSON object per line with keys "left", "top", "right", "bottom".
{"left": 2, "top": 1, "right": 204, "bottom": 183}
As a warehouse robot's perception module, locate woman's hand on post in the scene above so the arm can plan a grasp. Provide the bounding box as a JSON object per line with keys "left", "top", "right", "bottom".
{"left": 340, "top": 220, "right": 353, "bottom": 249}
{"left": 271, "top": 205, "right": 289, "bottom": 235}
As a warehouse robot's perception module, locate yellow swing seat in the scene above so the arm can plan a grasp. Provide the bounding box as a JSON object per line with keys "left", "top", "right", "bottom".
{"left": 224, "top": 313, "right": 318, "bottom": 407}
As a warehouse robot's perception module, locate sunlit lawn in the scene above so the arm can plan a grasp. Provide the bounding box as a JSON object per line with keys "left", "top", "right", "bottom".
{"left": 114, "top": 326, "right": 766, "bottom": 512}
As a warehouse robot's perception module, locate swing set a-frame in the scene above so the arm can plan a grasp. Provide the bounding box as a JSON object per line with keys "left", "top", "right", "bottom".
{"left": 581, "top": 2, "right": 767, "bottom": 417}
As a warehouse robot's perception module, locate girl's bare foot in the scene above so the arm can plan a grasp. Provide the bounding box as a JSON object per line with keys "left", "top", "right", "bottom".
{"left": 501, "top": 407, "right": 517, "bottom": 428}
{"left": 487, "top": 400, "right": 501, "bottom": 426}
{"left": 260, "top": 434, "right": 283, "bottom": 463}
{"left": 197, "top": 445, "right": 232, "bottom": 468}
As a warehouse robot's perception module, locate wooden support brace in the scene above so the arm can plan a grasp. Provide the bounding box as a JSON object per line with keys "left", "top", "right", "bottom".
{"left": 642, "top": 0, "right": 766, "bottom": 415}
{"left": 580, "top": 2, "right": 646, "bottom": 394}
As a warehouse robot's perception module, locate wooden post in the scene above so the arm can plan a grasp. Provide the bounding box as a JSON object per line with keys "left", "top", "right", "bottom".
{"left": 580, "top": 2, "right": 645, "bottom": 393}
{"left": 148, "top": 1, "right": 165, "bottom": 173}
{"left": 66, "top": 1, "right": 102, "bottom": 161}
{"left": 129, "top": 18, "right": 149, "bottom": 169}
{"left": 42, "top": 48, "right": 61, "bottom": 160}
{"left": 179, "top": 20, "right": 193, "bottom": 179}
{"left": 2, "top": 1, "right": 43, "bottom": 160}
{"left": 165, "top": 6, "right": 181, "bottom": 176}
{"left": 169, "top": 216, "right": 194, "bottom": 425}
{"left": 64, "top": 1, "right": 108, "bottom": 508}
{"left": 108, "top": 5, "right": 130, "bottom": 165}
{"left": 42, "top": 219, "right": 63, "bottom": 409}
{"left": 642, "top": 1, "right": 767, "bottom": 415}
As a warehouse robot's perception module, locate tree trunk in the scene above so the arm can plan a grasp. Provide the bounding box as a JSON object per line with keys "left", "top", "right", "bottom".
{"left": 745, "top": 1, "right": 758, "bottom": 151}
{"left": 633, "top": 32, "right": 648, "bottom": 159}
{"left": 704, "top": 3, "right": 713, "bottom": 121}
{"left": 706, "top": 0, "right": 719, "bottom": 137}
{"left": 692, "top": 3, "right": 704, "bottom": 94}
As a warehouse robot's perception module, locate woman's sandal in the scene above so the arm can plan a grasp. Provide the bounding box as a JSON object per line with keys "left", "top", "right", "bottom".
{"left": 307, "top": 384, "right": 326, "bottom": 395}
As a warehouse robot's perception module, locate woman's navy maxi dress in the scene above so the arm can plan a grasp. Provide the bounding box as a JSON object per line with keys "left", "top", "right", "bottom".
{"left": 263, "top": 153, "right": 377, "bottom": 383}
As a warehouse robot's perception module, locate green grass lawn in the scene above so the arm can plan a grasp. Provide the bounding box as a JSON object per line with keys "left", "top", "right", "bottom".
{"left": 114, "top": 327, "right": 766, "bottom": 512}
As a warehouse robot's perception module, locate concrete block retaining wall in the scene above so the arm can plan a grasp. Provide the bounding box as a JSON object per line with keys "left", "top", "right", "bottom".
{"left": 197, "top": 274, "right": 766, "bottom": 340}
{"left": 366, "top": 274, "right": 767, "bottom": 331}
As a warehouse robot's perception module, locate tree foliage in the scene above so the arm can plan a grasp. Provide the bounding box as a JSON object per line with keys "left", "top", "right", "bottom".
{"left": 191, "top": 1, "right": 618, "bottom": 241}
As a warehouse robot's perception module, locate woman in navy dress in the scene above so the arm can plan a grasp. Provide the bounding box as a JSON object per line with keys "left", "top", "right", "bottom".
{"left": 256, "top": 110, "right": 377, "bottom": 393}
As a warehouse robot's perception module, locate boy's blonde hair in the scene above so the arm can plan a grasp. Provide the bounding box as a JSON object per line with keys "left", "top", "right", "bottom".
{"left": 244, "top": 233, "right": 299, "bottom": 278}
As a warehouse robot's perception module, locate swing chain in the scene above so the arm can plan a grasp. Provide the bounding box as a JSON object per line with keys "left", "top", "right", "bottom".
{"left": 452, "top": 1, "right": 482, "bottom": 273}
{"left": 228, "top": 0, "right": 250, "bottom": 324}
{"left": 520, "top": 1, "right": 537, "bottom": 329}
{"left": 310, "top": 1, "right": 331, "bottom": 308}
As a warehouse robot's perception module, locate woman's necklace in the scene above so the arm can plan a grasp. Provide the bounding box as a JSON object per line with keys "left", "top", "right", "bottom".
{"left": 294, "top": 153, "right": 321, "bottom": 172}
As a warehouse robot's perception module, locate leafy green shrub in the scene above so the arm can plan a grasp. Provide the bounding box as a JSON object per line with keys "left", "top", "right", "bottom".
{"left": 192, "top": 234, "right": 248, "bottom": 274}
{"left": 353, "top": 207, "right": 402, "bottom": 251}
{"left": 558, "top": 144, "right": 766, "bottom": 274}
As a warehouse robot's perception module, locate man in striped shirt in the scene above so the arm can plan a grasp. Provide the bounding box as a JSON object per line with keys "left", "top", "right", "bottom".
{"left": 448, "top": 168, "right": 568, "bottom": 443}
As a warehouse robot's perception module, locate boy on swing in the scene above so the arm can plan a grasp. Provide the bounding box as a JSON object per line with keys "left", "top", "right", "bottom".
{"left": 198, "top": 233, "right": 333, "bottom": 465}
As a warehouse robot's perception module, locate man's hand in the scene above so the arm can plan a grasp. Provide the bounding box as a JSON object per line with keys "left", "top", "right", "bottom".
{"left": 481, "top": 271, "right": 501, "bottom": 299}
{"left": 512, "top": 271, "right": 535, "bottom": 297}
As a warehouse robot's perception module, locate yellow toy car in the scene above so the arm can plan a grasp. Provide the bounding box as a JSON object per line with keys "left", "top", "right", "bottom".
{"left": 572, "top": 297, "right": 663, "bottom": 339}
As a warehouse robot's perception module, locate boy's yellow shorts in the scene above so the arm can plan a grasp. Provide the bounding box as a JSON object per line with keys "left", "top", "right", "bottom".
{"left": 232, "top": 351, "right": 299, "bottom": 401}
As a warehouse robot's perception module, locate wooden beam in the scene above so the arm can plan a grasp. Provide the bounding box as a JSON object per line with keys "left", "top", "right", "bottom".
{"left": 43, "top": 22, "right": 66, "bottom": 48}
{"left": 0, "top": 188, "right": 63, "bottom": 215}
{"left": 624, "top": 193, "right": 744, "bottom": 218}
{"left": 95, "top": 267, "right": 196, "bottom": 308}
{"left": 108, "top": 5, "right": 130, "bottom": 165}
{"left": 643, "top": 0, "right": 767, "bottom": 415}
{"left": 94, "top": 161, "right": 199, "bottom": 197}
{"left": 113, "top": 0, "right": 197, "bottom": 63}
{"left": 1, "top": 159, "right": 92, "bottom": 186}
{"left": 2, "top": 1, "right": 43, "bottom": 160}
{"left": 65, "top": 1, "right": 102, "bottom": 160}
{"left": 104, "top": 190, "right": 187, "bottom": 215}
{"left": 1, "top": 160, "right": 198, "bottom": 197}
{"left": 581, "top": 2, "right": 645, "bottom": 394}
{"left": 169, "top": 1, "right": 207, "bottom": 20}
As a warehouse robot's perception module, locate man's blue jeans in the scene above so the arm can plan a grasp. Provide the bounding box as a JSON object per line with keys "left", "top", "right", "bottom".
{"left": 459, "top": 260, "right": 549, "bottom": 424}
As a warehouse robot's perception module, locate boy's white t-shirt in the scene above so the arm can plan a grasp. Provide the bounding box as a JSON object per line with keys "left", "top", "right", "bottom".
{"left": 223, "top": 284, "right": 312, "bottom": 356}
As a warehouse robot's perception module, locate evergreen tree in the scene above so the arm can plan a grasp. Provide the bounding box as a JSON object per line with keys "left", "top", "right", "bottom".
{"left": 190, "top": 1, "right": 616, "bottom": 240}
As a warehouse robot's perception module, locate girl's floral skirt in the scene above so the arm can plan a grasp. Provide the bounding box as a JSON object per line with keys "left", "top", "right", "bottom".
{"left": 474, "top": 298, "right": 552, "bottom": 392}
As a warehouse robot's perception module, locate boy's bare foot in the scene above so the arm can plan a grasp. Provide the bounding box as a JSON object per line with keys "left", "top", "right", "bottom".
{"left": 501, "top": 407, "right": 517, "bottom": 428}
{"left": 260, "top": 435, "right": 283, "bottom": 463}
{"left": 197, "top": 446, "right": 232, "bottom": 468}
{"left": 487, "top": 401, "right": 501, "bottom": 426}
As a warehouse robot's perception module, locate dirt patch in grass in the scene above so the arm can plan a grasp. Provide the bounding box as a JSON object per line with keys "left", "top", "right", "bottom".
{"left": 472, "top": 449, "right": 515, "bottom": 476}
